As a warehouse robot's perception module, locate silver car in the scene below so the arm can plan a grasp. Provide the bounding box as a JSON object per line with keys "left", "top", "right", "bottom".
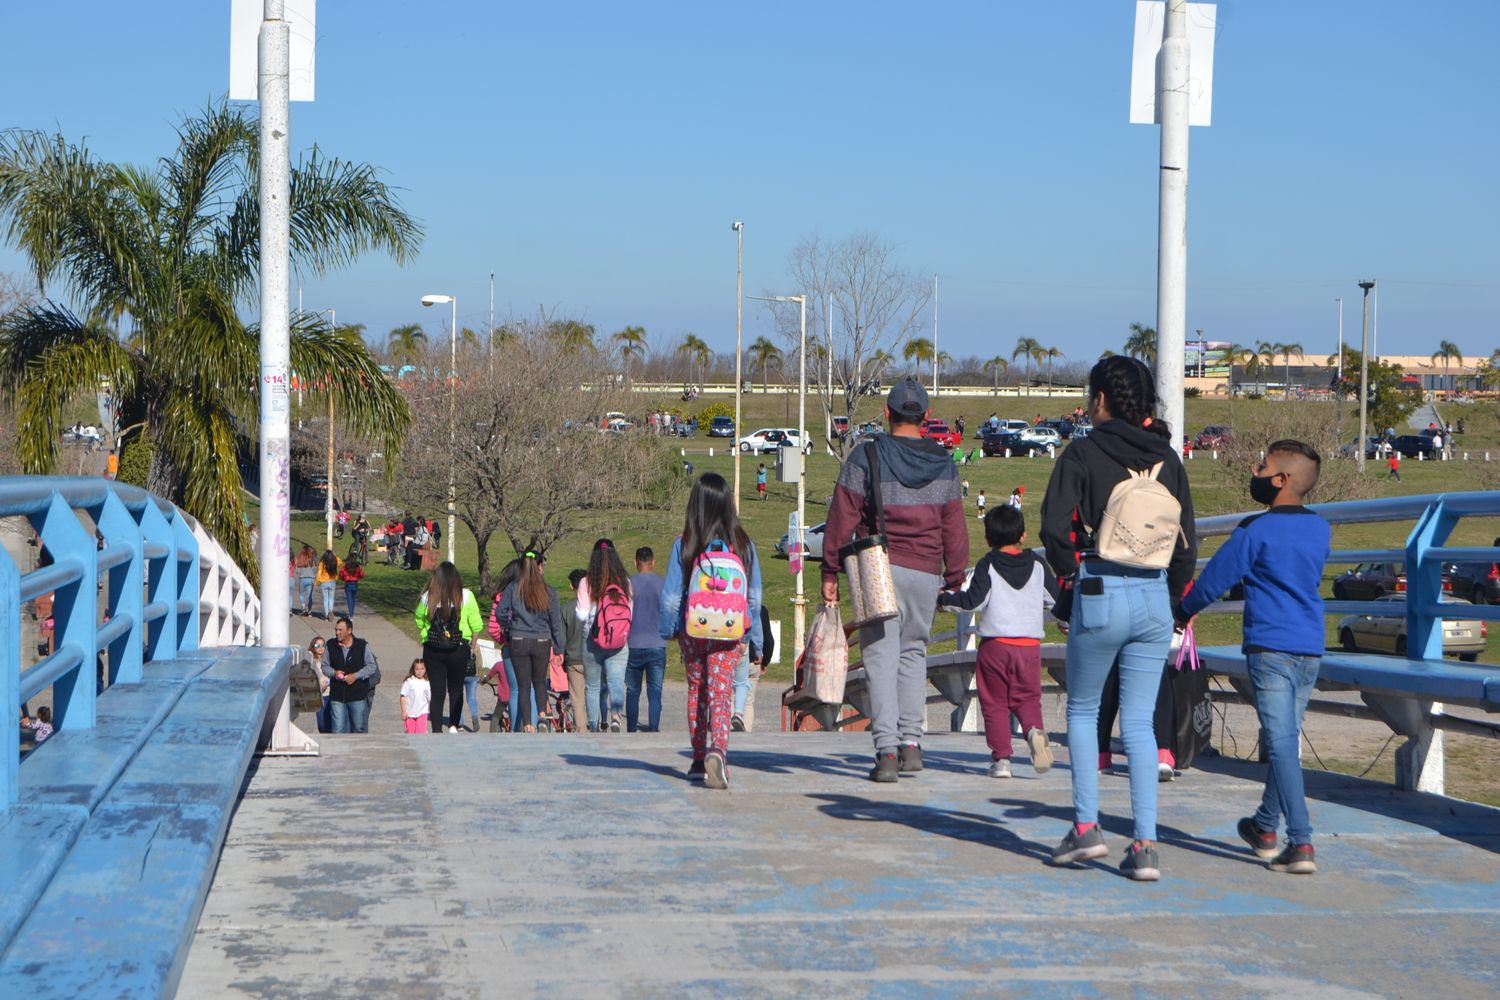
{"left": 1337, "top": 595, "right": 1486, "bottom": 661}
{"left": 774, "top": 521, "right": 826, "bottom": 560}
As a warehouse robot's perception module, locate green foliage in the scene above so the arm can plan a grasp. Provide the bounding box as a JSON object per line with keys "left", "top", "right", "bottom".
{"left": 1184, "top": 386, "right": 1202, "bottom": 398}
{"left": 117, "top": 433, "right": 152, "bottom": 487}
{"left": 1329, "top": 346, "right": 1420, "bottom": 434}
{"left": 697, "top": 400, "right": 734, "bottom": 421}
{"left": 1246, "top": 391, "right": 1264, "bottom": 401}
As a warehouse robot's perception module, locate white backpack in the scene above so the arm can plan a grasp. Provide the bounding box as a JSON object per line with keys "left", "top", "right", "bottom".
{"left": 1094, "top": 462, "right": 1182, "bottom": 570}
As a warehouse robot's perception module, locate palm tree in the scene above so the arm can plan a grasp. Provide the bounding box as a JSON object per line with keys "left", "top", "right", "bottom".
{"left": 748, "top": 336, "right": 782, "bottom": 392}
{"left": 870, "top": 349, "right": 895, "bottom": 379}
{"left": 386, "top": 323, "right": 427, "bottom": 364}
{"left": 903, "top": 336, "right": 934, "bottom": 379}
{"left": 677, "top": 333, "right": 710, "bottom": 385}
{"left": 0, "top": 103, "right": 419, "bottom": 575}
{"left": 1432, "top": 340, "right": 1463, "bottom": 374}
{"left": 1278, "top": 341, "right": 1304, "bottom": 397}
{"left": 611, "top": 325, "right": 647, "bottom": 380}
{"left": 1043, "top": 346, "right": 1064, "bottom": 392}
{"left": 1098, "top": 349, "right": 1117, "bottom": 359}
{"left": 458, "top": 326, "right": 482, "bottom": 354}
{"left": 1227, "top": 343, "right": 1257, "bottom": 396}
{"left": 1124, "top": 323, "right": 1157, "bottom": 363}
{"left": 1255, "top": 340, "right": 1279, "bottom": 394}
{"left": 983, "top": 356, "right": 1009, "bottom": 394}
{"left": 1012, "top": 336, "right": 1042, "bottom": 395}
{"left": 549, "top": 320, "right": 596, "bottom": 354}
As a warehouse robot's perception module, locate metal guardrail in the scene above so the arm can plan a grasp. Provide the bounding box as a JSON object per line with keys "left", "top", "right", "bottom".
{"left": 0, "top": 476, "right": 261, "bottom": 806}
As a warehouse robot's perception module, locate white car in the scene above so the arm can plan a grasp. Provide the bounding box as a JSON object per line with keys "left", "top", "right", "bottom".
{"left": 738, "top": 428, "right": 810, "bottom": 454}
{"left": 775, "top": 521, "right": 826, "bottom": 560}
{"left": 1018, "top": 427, "right": 1062, "bottom": 450}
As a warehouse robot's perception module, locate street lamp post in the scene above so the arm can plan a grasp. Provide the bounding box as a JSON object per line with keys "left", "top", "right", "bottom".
{"left": 733, "top": 222, "right": 744, "bottom": 509}
{"left": 1335, "top": 297, "right": 1344, "bottom": 442}
{"left": 421, "top": 293, "right": 458, "bottom": 563}
{"left": 315, "top": 308, "right": 336, "bottom": 550}
{"left": 1357, "top": 281, "right": 1376, "bottom": 474}
{"left": 749, "top": 293, "right": 808, "bottom": 660}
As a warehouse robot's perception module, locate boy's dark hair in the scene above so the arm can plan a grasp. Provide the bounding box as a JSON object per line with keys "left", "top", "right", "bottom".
{"left": 1268, "top": 438, "right": 1322, "bottom": 494}
{"left": 635, "top": 546, "right": 654, "bottom": 564}
{"left": 37, "top": 706, "right": 51, "bottom": 723}
{"left": 984, "top": 505, "right": 1025, "bottom": 548}
{"left": 568, "top": 568, "right": 588, "bottom": 589}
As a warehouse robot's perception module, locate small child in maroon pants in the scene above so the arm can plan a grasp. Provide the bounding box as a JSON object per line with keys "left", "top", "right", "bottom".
{"left": 939, "top": 505, "right": 1060, "bottom": 777}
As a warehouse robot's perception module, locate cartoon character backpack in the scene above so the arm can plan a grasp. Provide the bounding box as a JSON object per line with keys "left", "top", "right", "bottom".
{"left": 685, "top": 540, "right": 749, "bottom": 640}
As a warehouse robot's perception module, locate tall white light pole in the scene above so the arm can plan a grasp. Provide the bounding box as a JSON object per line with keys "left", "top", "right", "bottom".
{"left": 1335, "top": 297, "right": 1344, "bottom": 442}
{"left": 314, "top": 308, "right": 336, "bottom": 551}
{"left": 750, "top": 293, "right": 808, "bottom": 658}
{"left": 488, "top": 270, "right": 495, "bottom": 377}
{"left": 421, "top": 293, "right": 458, "bottom": 563}
{"left": 1357, "top": 281, "right": 1375, "bottom": 474}
{"left": 733, "top": 222, "right": 744, "bottom": 509}
{"left": 257, "top": 0, "right": 291, "bottom": 647}
{"left": 1154, "top": 1, "right": 1190, "bottom": 451}
{"left": 932, "top": 273, "right": 940, "bottom": 396}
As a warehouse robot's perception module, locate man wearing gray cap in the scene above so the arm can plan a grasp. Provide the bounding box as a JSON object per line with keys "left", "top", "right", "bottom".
{"left": 822, "top": 377, "right": 969, "bottom": 781}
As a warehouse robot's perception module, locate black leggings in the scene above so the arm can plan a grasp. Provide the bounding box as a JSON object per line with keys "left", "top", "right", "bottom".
{"left": 424, "top": 642, "right": 469, "bottom": 731}
{"left": 510, "top": 637, "right": 552, "bottom": 729}
{"left": 1098, "top": 657, "right": 1172, "bottom": 752}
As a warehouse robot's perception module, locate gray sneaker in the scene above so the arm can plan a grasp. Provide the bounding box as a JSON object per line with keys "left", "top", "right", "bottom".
{"left": 1026, "top": 728, "right": 1053, "bottom": 774}
{"left": 986, "top": 758, "right": 1013, "bottom": 779}
{"left": 1049, "top": 825, "right": 1108, "bottom": 866}
{"left": 898, "top": 743, "right": 923, "bottom": 772}
{"left": 1121, "top": 842, "right": 1161, "bottom": 881}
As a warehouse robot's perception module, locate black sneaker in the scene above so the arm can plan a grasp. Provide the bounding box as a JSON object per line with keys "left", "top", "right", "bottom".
{"left": 1268, "top": 843, "right": 1317, "bottom": 874}
{"left": 730, "top": 714, "right": 745, "bottom": 732}
{"left": 704, "top": 751, "right": 728, "bottom": 790}
{"left": 1049, "top": 825, "right": 1108, "bottom": 866}
{"left": 1237, "top": 817, "right": 1279, "bottom": 860}
{"left": 1121, "top": 842, "right": 1161, "bottom": 881}
{"left": 868, "top": 752, "right": 899, "bottom": 783}
{"left": 898, "top": 744, "right": 923, "bottom": 772}
{"left": 687, "top": 759, "right": 707, "bottom": 780}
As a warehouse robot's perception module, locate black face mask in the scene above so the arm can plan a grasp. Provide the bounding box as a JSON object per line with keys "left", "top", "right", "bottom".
{"left": 1249, "top": 474, "right": 1282, "bottom": 506}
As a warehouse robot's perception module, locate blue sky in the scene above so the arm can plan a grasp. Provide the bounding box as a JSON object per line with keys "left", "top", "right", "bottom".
{"left": 2, "top": 1, "right": 1496, "bottom": 364}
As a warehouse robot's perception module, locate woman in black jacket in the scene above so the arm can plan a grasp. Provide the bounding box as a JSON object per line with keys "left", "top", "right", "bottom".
{"left": 1039, "top": 356, "right": 1198, "bottom": 882}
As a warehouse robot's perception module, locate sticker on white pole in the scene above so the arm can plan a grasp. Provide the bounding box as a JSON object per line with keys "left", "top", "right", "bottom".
{"left": 787, "top": 512, "right": 803, "bottom": 576}
{"left": 1129, "top": 1, "right": 1216, "bottom": 127}
{"left": 230, "top": 0, "right": 317, "bottom": 102}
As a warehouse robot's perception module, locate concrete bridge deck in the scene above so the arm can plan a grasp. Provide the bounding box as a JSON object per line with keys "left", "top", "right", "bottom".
{"left": 182, "top": 732, "right": 1500, "bottom": 999}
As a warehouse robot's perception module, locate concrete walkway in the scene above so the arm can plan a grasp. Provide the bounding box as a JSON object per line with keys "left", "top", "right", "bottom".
{"left": 182, "top": 730, "right": 1500, "bottom": 998}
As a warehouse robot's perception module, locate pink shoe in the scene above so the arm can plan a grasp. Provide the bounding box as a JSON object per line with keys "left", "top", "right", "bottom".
{"left": 1098, "top": 752, "right": 1113, "bottom": 772}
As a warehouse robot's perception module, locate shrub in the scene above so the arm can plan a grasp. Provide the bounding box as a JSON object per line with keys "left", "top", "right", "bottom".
{"left": 1246, "top": 391, "right": 1263, "bottom": 401}
{"left": 1184, "top": 386, "right": 1202, "bottom": 398}
{"left": 117, "top": 434, "right": 153, "bottom": 488}
{"left": 697, "top": 400, "right": 734, "bottom": 421}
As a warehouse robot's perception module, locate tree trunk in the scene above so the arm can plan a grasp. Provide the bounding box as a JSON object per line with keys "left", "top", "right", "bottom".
{"left": 473, "top": 525, "right": 495, "bottom": 598}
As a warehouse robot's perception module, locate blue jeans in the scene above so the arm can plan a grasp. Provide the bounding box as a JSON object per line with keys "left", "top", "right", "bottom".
{"left": 297, "top": 574, "right": 314, "bottom": 611}
{"left": 1064, "top": 563, "right": 1172, "bottom": 842}
{"left": 344, "top": 582, "right": 358, "bottom": 619}
{"left": 625, "top": 646, "right": 667, "bottom": 731}
{"left": 733, "top": 649, "right": 752, "bottom": 716}
{"left": 583, "top": 640, "right": 628, "bottom": 730}
{"left": 319, "top": 580, "right": 335, "bottom": 619}
{"left": 1248, "top": 651, "right": 1320, "bottom": 845}
{"left": 503, "top": 650, "right": 537, "bottom": 731}
{"left": 329, "top": 698, "right": 369, "bottom": 733}
{"left": 463, "top": 675, "right": 480, "bottom": 727}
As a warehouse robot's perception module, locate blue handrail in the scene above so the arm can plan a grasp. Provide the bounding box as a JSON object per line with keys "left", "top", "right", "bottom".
{"left": 1, "top": 477, "right": 202, "bottom": 806}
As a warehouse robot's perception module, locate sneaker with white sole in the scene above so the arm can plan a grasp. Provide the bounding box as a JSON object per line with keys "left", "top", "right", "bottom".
{"left": 1049, "top": 825, "right": 1108, "bottom": 866}
{"left": 1158, "top": 762, "right": 1175, "bottom": 781}
{"left": 1237, "top": 817, "right": 1280, "bottom": 860}
{"left": 1268, "top": 843, "right": 1316, "bottom": 874}
{"left": 1026, "top": 728, "right": 1053, "bottom": 774}
{"left": 986, "top": 758, "right": 1012, "bottom": 779}
{"left": 704, "top": 751, "right": 728, "bottom": 790}
{"left": 1121, "top": 841, "right": 1161, "bottom": 881}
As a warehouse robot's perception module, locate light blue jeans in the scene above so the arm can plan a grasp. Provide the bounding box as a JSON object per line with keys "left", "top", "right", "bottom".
{"left": 1064, "top": 563, "right": 1173, "bottom": 842}
{"left": 583, "top": 640, "right": 628, "bottom": 730}
{"left": 463, "top": 675, "right": 480, "bottom": 728}
{"left": 319, "top": 580, "right": 335, "bottom": 619}
{"left": 1248, "top": 651, "right": 1320, "bottom": 845}
{"left": 733, "top": 649, "right": 752, "bottom": 716}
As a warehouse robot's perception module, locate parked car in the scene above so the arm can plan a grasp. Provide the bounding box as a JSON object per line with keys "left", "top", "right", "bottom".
{"left": 1392, "top": 434, "right": 1435, "bottom": 459}
{"left": 1448, "top": 560, "right": 1500, "bottom": 605}
{"left": 1340, "top": 436, "right": 1384, "bottom": 460}
{"left": 1039, "top": 419, "right": 1076, "bottom": 440}
{"left": 708, "top": 416, "right": 736, "bottom": 438}
{"left": 919, "top": 419, "right": 963, "bottom": 449}
{"left": 1018, "top": 427, "right": 1062, "bottom": 451}
{"left": 1338, "top": 595, "right": 1486, "bottom": 661}
{"left": 775, "top": 521, "right": 826, "bottom": 560}
{"left": 831, "top": 415, "right": 851, "bottom": 440}
{"left": 981, "top": 430, "right": 1032, "bottom": 457}
{"left": 1331, "top": 562, "right": 1453, "bottom": 601}
{"left": 738, "top": 427, "right": 809, "bottom": 454}
{"left": 1194, "top": 425, "right": 1234, "bottom": 449}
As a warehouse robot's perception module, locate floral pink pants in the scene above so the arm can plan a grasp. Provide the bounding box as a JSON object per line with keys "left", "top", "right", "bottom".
{"left": 679, "top": 637, "right": 739, "bottom": 760}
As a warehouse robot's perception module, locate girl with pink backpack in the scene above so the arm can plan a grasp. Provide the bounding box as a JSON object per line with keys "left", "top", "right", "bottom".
{"left": 658, "top": 473, "right": 764, "bottom": 789}
{"left": 576, "top": 538, "right": 634, "bottom": 732}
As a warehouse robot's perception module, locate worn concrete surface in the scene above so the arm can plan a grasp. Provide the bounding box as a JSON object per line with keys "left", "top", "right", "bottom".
{"left": 182, "top": 731, "right": 1500, "bottom": 999}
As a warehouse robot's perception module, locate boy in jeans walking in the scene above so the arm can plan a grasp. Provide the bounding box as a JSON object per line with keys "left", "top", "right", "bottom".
{"left": 1176, "top": 439, "right": 1331, "bottom": 873}
{"left": 938, "top": 505, "right": 1059, "bottom": 778}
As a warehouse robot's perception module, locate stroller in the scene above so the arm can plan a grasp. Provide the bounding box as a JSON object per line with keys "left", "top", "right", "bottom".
{"left": 537, "top": 652, "right": 575, "bottom": 733}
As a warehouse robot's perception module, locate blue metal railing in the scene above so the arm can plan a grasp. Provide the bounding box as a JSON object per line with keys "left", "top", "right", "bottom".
{"left": 0, "top": 477, "right": 257, "bottom": 806}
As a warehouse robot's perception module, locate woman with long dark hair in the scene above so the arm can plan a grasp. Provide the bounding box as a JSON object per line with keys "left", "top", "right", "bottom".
{"left": 658, "top": 473, "right": 763, "bottom": 789}
{"left": 415, "top": 561, "right": 484, "bottom": 733}
{"left": 315, "top": 549, "right": 341, "bottom": 620}
{"left": 1039, "top": 356, "right": 1198, "bottom": 881}
{"left": 496, "top": 550, "right": 564, "bottom": 732}
{"left": 576, "top": 539, "right": 634, "bottom": 732}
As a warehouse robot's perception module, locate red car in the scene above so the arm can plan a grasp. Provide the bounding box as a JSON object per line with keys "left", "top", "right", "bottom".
{"left": 920, "top": 419, "right": 963, "bottom": 449}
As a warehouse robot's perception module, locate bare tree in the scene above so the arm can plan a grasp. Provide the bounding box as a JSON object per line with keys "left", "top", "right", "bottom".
{"left": 376, "top": 328, "right": 681, "bottom": 594}
{"left": 767, "top": 233, "right": 932, "bottom": 453}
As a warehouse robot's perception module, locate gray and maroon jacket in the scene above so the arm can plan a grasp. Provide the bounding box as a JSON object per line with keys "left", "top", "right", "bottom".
{"left": 822, "top": 434, "right": 969, "bottom": 590}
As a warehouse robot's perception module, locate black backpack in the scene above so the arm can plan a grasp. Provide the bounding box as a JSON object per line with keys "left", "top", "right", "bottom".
{"left": 428, "top": 603, "right": 464, "bottom": 651}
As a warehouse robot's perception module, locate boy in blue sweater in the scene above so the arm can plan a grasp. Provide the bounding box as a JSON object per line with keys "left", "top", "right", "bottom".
{"left": 1176, "top": 440, "right": 1331, "bottom": 874}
